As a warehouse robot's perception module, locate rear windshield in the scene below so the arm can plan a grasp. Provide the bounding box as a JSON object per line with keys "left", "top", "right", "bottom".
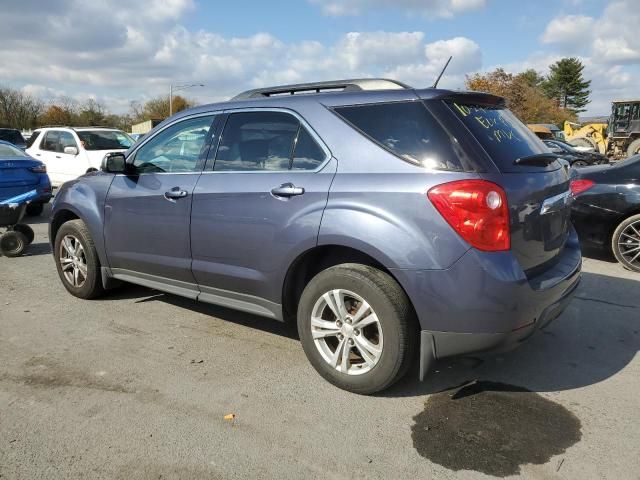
{"left": 0, "top": 129, "right": 25, "bottom": 145}
{"left": 77, "top": 130, "right": 133, "bottom": 150}
{"left": 447, "top": 101, "right": 547, "bottom": 169}
{"left": 0, "top": 143, "right": 28, "bottom": 157}
{"left": 334, "top": 101, "right": 467, "bottom": 171}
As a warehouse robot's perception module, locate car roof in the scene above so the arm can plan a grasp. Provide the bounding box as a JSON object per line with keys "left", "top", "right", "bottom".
{"left": 172, "top": 84, "right": 504, "bottom": 122}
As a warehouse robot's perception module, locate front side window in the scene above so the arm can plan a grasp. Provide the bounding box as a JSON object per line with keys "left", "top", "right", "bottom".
{"left": 132, "top": 115, "right": 214, "bottom": 174}
{"left": 59, "top": 131, "right": 78, "bottom": 153}
{"left": 334, "top": 101, "right": 465, "bottom": 171}
{"left": 214, "top": 111, "right": 326, "bottom": 172}
{"left": 77, "top": 130, "right": 133, "bottom": 151}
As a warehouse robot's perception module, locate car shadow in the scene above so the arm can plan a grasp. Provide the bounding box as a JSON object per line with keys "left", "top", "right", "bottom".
{"left": 94, "top": 270, "right": 638, "bottom": 397}
{"left": 98, "top": 285, "right": 299, "bottom": 340}
{"left": 383, "top": 270, "right": 639, "bottom": 397}
{"left": 24, "top": 242, "right": 52, "bottom": 256}
{"left": 580, "top": 243, "right": 617, "bottom": 263}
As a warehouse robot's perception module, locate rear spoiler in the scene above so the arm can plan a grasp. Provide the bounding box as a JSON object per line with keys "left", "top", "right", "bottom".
{"left": 415, "top": 89, "right": 507, "bottom": 107}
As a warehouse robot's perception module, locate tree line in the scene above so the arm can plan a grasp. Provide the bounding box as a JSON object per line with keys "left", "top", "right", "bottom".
{"left": 465, "top": 57, "right": 591, "bottom": 125}
{"left": 0, "top": 89, "right": 194, "bottom": 131}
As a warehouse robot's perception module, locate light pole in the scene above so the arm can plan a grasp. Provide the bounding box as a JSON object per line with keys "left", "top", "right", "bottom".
{"left": 169, "top": 83, "right": 204, "bottom": 117}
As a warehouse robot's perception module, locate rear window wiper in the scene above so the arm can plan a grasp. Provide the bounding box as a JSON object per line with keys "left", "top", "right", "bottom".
{"left": 513, "top": 153, "right": 559, "bottom": 166}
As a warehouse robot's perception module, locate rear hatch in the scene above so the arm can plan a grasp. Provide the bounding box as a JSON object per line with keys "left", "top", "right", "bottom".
{"left": 0, "top": 157, "right": 42, "bottom": 201}
{"left": 444, "top": 99, "right": 573, "bottom": 277}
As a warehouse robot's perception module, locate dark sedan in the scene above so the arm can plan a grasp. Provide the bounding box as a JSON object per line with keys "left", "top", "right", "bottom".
{"left": 571, "top": 155, "right": 640, "bottom": 271}
{"left": 544, "top": 139, "right": 608, "bottom": 167}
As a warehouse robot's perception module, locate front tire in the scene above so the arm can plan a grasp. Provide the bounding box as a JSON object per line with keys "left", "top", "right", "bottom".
{"left": 297, "top": 264, "right": 417, "bottom": 394}
{"left": 626, "top": 138, "right": 640, "bottom": 158}
{"left": 54, "top": 219, "right": 104, "bottom": 299}
{"left": 612, "top": 214, "right": 640, "bottom": 272}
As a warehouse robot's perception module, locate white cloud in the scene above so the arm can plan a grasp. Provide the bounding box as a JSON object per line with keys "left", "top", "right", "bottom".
{"left": 309, "top": 0, "right": 486, "bottom": 18}
{"left": 540, "top": 15, "right": 595, "bottom": 48}
{"left": 0, "top": 1, "right": 482, "bottom": 114}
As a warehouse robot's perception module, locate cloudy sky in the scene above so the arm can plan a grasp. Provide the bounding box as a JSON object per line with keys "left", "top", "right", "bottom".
{"left": 1, "top": 0, "right": 638, "bottom": 115}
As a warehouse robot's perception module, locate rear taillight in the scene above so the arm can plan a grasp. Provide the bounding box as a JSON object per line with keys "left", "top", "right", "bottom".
{"left": 428, "top": 179, "right": 510, "bottom": 252}
{"left": 570, "top": 179, "right": 595, "bottom": 195}
{"left": 30, "top": 164, "right": 47, "bottom": 173}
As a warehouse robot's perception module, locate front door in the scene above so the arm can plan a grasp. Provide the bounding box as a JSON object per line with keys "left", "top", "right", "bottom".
{"left": 104, "top": 114, "right": 217, "bottom": 293}
{"left": 191, "top": 110, "right": 336, "bottom": 314}
{"left": 37, "top": 130, "right": 81, "bottom": 185}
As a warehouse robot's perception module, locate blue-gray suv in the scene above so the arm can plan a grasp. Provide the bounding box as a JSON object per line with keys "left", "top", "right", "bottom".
{"left": 50, "top": 79, "right": 581, "bottom": 394}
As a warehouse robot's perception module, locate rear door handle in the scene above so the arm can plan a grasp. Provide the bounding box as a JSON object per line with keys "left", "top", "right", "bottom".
{"left": 164, "top": 188, "right": 188, "bottom": 201}
{"left": 55, "top": 155, "right": 61, "bottom": 159}
{"left": 271, "top": 183, "right": 305, "bottom": 198}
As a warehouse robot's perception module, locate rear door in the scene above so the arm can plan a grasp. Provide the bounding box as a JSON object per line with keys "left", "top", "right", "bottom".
{"left": 442, "top": 99, "right": 574, "bottom": 276}
{"left": 104, "top": 114, "right": 217, "bottom": 291}
{"left": 190, "top": 109, "right": 336, "bottom": 311}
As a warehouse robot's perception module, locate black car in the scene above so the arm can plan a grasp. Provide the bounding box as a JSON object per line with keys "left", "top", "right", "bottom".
{"left": 0, "top": 128, "right": 27, "bottom": 150}
{"left": 544, "top": 139, "right": 608, "bottom": 167}
{"left": 571, "top": 155, "right": 640, "bottom": 271}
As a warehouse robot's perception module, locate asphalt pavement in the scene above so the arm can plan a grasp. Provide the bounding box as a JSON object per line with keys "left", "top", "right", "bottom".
{"left": 1, "top": 204, "right": 639, "bottom": 479}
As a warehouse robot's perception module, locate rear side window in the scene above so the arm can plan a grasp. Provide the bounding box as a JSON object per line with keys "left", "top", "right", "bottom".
{"left": 214, "top": 111, "right": 326, "bottom": 172}
{"left": 447, "top": 102, "right": 547, "bottom": 169}
{"left": 334, "top": 101, "right": 464, "bottom": 171}
{"left": 0, "top": 129, "right": 25, "bottom": 145}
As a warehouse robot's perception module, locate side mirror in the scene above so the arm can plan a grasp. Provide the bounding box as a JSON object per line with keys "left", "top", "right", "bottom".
{"left": 101, "top": 152, "right": 127, "bottom": 173}
{"left": 64, "top": 146, "right": 79, "bottom": 155}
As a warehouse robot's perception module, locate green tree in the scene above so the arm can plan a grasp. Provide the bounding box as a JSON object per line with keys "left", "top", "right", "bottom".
{"left": 543, "top": 57, "right": 591, "bottom": 112}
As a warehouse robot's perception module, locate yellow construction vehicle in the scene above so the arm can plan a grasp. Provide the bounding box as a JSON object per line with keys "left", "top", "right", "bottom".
{"left": 564, "top": 99, "right": 640, "bottom": 160}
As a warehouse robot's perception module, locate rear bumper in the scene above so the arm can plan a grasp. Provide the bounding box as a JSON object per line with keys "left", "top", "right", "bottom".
{"left": 389, "top": 228, "right": 582, "bottom": 379}
{"left": 418, "top": 275, "right": 580, "bottom": 379}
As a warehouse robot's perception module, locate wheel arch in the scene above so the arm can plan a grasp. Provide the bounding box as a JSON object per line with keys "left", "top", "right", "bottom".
{"left": 50, "top": 208, "right": 80, "bottom": 248}
{"left": 281, "top": 244, "right": 416, "bottom": 323}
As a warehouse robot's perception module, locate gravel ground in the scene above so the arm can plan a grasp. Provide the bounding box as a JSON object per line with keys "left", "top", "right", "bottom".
{"left": 1, "top": 204, "right": 639, "bottom": 480}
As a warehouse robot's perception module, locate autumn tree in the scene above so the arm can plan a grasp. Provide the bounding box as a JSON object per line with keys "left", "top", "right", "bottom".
{"left": 130, "top": 95, "right": 193, "bottom": 124}
{"left": 543, "top": 58, "right": 591, "bottom": 113}
{"left": 465, "top": 68, "right": 577, "bottom": 125}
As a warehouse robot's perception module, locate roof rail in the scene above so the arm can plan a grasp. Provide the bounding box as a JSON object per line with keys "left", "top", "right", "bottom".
{"left": 232, "top": 78, "right": 411, "bottom": 100}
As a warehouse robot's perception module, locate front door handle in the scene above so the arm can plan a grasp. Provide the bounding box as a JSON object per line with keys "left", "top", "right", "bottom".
{"left": 271, "top": 183, "right": 305, "bottom": 198}
{"left": 164, "top": 188, "right": 188, "bottom": 201}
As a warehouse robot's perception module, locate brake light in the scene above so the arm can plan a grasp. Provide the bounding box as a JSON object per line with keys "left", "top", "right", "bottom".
{"left": 570, "top": 179, "right": 595, "bottom": 195}
{"left": 428, "top": 180, "right": 510, "bottom": 251}
{"left": 30, "top": 164, "right": 47, "bottom": 173}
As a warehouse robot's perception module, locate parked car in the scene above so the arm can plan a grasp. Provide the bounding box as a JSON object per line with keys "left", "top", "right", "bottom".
{"left": 544, "top": 139, "right": 609, "bottom": 167}
{"left": 0, "top": 140, "right": 52, "bottom": 216}
{"left": 571, "top": 155, "right": 640, "bottom": 272}
{"left": 0, "top": 128, "right": 27, "bottom": 150}
{"left": 49, "top": 79, "right": 581, "bottom": 394}
{"left": 26, "top": 127, "right": 134, "bottom": 186}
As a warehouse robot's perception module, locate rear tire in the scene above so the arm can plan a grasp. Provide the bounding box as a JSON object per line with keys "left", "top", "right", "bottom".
{"left": 297, "top": 263, "right": 417, "bottom": 394}
{"left": 26, "top": 203, "right": 44, "bottom": 216}
{"left": 54, "top": 219, "right": 104, "bottom": 299}
{"left": 612, "top": 214, "right": 640, "bottom": 272}
{"left": 13, "top": 224, "right": 34, "bottom": 245}
{"left": 626, "top": 138, "right": 640, "bottom": 158}
{"left": 0, "top": 231, "right": 28, "bottom": 257}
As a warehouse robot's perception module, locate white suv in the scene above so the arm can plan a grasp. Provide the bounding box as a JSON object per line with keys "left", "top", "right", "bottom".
{"left": 26, "top": 127, "right": 134, "bottom": 186}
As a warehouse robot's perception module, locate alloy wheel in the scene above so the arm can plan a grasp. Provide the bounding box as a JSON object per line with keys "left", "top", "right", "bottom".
{"left": 310, "top": 289, "right": 383, "bottom": 375}
{"left": 617, "top": 220, "right": 640, "bottom": 268}
{"left": 59, "top": 235, "right": 88, "bottom": 288}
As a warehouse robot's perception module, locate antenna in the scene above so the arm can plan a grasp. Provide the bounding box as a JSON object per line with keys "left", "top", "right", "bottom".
{"left": 432, "top": 56, "right": 453, "bottom": 88}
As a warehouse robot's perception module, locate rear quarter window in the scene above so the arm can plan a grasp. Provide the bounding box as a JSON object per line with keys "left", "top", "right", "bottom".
{"left": 333, "top": 101, "right": 466, "bottom": 171}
